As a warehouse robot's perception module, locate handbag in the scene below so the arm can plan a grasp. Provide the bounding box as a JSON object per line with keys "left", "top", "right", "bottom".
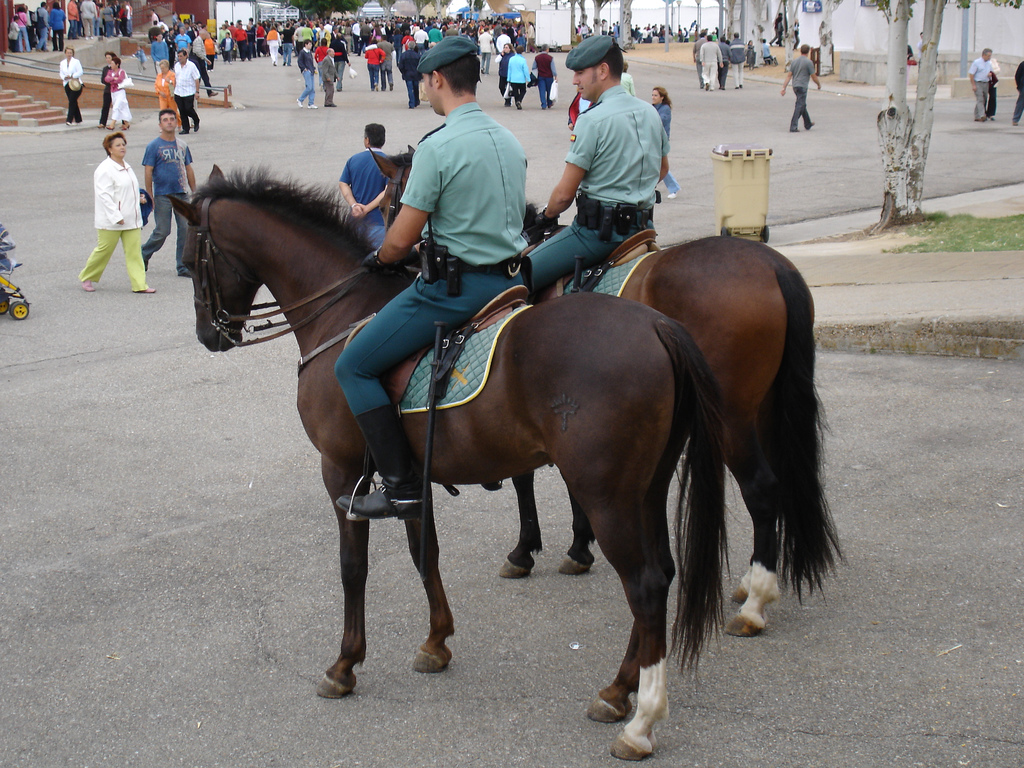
{"left": 121, "top": 76, "right": 135, "bottom": 88}
{"left": 528, "top": 72, "right": 538, "bottom": 87}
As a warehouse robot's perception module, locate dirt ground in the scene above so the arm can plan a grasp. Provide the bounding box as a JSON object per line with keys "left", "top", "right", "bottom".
{"left": 625, "top": 41, "right": 791, "bottom": 76}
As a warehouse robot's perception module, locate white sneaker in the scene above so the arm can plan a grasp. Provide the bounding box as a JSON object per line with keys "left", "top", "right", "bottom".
{"left": 307, "top": 104, "right": 318, "bottom": 109}
{"left": 297, "top": 99, "right": 303, "bottom": 107}
{"left": 667, "top": 193, "right": 677, "bottom": 199}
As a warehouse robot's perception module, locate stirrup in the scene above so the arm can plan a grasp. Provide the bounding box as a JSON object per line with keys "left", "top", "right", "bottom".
{"left": 341, "top": 473, "right": 422, "bottom": 522}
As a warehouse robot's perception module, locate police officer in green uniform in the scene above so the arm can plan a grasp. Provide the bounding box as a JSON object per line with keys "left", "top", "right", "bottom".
{"left": 335, "top": 35, "right": 528, "bottom": 521}
{"left": 526, "top": 36, "right": 670, "bottom": 292}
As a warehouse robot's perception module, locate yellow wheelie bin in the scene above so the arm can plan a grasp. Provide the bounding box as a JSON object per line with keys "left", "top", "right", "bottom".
{"left": 711, "top": 144, "right": 772, "bottom": 242}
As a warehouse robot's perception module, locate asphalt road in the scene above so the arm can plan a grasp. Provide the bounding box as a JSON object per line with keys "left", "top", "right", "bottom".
{"left": 2, "top": 48, "right": 1023, "bottom": 768}
{"left": 3, "top": 330, "right": 1023, "bottom": 767}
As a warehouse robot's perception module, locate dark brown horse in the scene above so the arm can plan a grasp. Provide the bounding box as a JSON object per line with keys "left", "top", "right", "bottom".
{"left": 375, "top": 151, "right": 841, "bottom": 639}
{"left": 171, "top": 168, "right": 728, "bottom": 760}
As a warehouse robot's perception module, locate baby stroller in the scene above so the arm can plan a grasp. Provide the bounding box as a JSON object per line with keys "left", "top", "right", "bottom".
{"left": 0, "top": 262, "right": 29, "bottom": 320}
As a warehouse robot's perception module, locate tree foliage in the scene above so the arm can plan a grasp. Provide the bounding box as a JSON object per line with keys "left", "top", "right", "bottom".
{"left": 293, "top": 0, "right": 362, "bottom": 17}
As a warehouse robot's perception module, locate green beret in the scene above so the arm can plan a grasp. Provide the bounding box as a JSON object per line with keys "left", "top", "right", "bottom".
{"left": 565, "top": 35, "right": 616, "bottom": 71}
{"left": 417, "top": 36, "right": 478, "bottom": 74}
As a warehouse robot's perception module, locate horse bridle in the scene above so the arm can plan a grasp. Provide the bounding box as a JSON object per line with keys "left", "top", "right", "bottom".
{"left": 382, "top": 161, "right": 411, "bottom": 229}
{"left": 192, "top": 197, "right": 372, "bottom": 357}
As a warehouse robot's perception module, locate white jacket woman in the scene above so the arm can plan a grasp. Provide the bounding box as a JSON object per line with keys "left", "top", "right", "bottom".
{"left": 79, "top": 131, "right": 154, "bottom": 293}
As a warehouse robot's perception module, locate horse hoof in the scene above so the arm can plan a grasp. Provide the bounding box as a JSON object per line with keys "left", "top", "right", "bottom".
{"left": 725, "top": 614, "right": 764, "bottom": 637}
{"left": 558, "top": 557, "right": 592, "bottom": 575}
{"left": 731, "top": 585, "right": 748, "bottom": 603}
{"left": 588, "top": 695, "right": 632, "bottom": 723}
{"left": 316, "top": 673, "right": 354, "bottom": 698}
{"left": 499, "top": 559, "right": 532, "bottom": 579}
{"left": 413, "top": 646, "right": 451, "bottom": 673}
{"left": 610, "top": 731, "right": 654, "bottom": 761}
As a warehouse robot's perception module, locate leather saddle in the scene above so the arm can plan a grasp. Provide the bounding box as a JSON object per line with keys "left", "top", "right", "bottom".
{"left": 345, "top": 285, "right": 530, "bottom": 405}
{"left": 532, "top": 229, "right": 658, "bottom": 303}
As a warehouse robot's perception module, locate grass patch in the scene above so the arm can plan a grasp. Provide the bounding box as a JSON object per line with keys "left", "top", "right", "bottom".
{"left": 891, "top": 212, "right": 1024, "bottom": 252}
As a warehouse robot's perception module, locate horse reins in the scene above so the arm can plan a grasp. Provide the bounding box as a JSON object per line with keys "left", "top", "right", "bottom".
{"left": 193, "top": 197, "right": 373, "bottom": 370}
{"left": 383, "top": 162, "right": 410, "bottom": 228}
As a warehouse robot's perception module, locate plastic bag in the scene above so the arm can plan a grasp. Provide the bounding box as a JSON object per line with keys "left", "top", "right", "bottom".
{"left": 348, "top": 64, "right": 358, "bottom": 79}
{"left": 549, "top": 80, "right": 558, "bottom": 105}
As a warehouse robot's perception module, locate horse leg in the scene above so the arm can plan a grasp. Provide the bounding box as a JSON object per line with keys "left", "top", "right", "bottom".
{"left": 317, "top": 461, "right": 370, "bottom": 698}
{"left": 582, "top": 487, "right": 674, "bottom": 760}
{"left": 726, "top": 435, "right": 781, "bottom": 638}
{"left": 559, "top": 491, "right": 596, "bottom": 575}
{"left": 500, "top": 472, "right": 541, "bottom": 579}
{"left": 404, "top": 519, "right": 455, "bottom": 673}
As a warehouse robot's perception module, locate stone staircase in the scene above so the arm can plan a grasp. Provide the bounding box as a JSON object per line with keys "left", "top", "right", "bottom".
{"left": 0, "top": 89, "right": 68, "bottom": 127}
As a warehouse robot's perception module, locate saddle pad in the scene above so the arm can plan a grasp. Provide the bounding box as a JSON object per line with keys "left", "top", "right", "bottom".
{"left": 540, "top": 230, "right": 659, "bottom": 302}
{"left": 590, "top": 250, "right": 655, "bottom": 297}
{"left": 399, "top": 305, "right": 531, "bottom": 414}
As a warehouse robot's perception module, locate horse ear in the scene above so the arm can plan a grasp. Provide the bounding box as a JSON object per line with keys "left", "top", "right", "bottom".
{"left": 372, "top": 151, "right": 399, "bottom": 178}
{"left": 407, "top": 145, "right": 416, "bottom": 155}
{"left": 209, "top": 164, "right": 225, "bottom": 180}
{"left": 170, "top": 195, "right": 201, "bottom": 226}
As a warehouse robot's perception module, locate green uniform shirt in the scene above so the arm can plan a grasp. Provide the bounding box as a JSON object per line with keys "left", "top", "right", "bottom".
{"left": 567, "top": 85, "right": 669, "bottom": 209}
{"left": 401, "top": 102, "right": 527, "bottom": 267}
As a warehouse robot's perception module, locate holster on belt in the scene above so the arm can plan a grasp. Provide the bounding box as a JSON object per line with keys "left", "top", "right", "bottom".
{"left": 576, "top": 193, "right": 653, "bottom": 242}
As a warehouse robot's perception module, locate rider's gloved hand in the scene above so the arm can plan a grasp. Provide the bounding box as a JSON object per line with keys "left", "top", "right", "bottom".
{"left": 361, "top": 248, "right": 389, "bottom": 272}
{"left": 535, "top": 208, "right": 559, "bottom": 229}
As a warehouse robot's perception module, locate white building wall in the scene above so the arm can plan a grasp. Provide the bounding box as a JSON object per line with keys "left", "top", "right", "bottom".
{"left": 796, "top": 0, "right": 1024, "bottom": 59}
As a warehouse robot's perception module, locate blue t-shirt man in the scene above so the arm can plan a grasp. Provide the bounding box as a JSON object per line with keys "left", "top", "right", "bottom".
{"left": 338, "top": 128, "right": 388, "bottom": 247}
{"left": 141, "top": 117, "right": 196, "bottom": 274}
{"left": 142, "top": 136, "right": 193, "bottom": 196}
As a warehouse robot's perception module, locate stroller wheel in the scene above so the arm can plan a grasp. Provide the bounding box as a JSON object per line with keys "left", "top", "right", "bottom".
{"left": 10, "top": 301, "right": 29, "bottom": 320}
{"left": 0, "top": 299, "right": 8, "bottom": 315}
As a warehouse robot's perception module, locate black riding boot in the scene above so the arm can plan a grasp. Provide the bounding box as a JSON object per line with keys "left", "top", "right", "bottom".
{"left": 341, "top": 405, "right": 423, "bottom": 521}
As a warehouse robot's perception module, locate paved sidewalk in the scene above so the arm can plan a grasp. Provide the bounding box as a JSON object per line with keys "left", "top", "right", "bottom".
{"left": 769, "top": 185, "right": 1024, "bottom": 359}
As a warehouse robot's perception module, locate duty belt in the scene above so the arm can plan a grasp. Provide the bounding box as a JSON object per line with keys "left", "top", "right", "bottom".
{"left": 575, "top": 192, "right": 654, "bottom": 241}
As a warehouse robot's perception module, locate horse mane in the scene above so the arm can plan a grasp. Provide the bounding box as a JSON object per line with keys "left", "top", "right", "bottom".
{"left": 193, "top": 167, "right": 376, "bottom": 261}
{"left": 386, "top": 149, "right": 415, "bottom": 168}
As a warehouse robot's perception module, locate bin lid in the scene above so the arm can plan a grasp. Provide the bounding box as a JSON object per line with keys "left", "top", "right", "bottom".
{"left": 711, "top": 144, "right": 773, "bottom": 158}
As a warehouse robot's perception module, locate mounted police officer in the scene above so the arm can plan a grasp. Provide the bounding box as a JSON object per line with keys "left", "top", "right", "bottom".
{"left": 526, "top": 35, "right": 670, "bottom": 292}
{"left": 335, "top": 35, "right": 528, "bottom": 521}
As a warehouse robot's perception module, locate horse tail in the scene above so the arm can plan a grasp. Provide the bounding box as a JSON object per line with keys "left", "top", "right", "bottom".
{"left": 655, "top": 318, "right": 727, "bottom": 670}
{"left": 769, "top": 259, "right": 842, "bottom": 598}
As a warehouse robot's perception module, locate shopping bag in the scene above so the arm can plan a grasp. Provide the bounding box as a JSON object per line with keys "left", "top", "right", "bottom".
{"left": 549, "top": 80, "right": 558, "bottom": 105}
{"left": 348, "top": 64, "right": 358, "bottom": 79}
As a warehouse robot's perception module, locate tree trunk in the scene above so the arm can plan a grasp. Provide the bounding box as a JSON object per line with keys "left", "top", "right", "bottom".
{"left": 592, "top": 0, "right": 607, "bottom": 33}
{"left": 620, "top": 0, "right": 633, "bottom": 49}
{"left": 784, "top": 0, "right": 800, "bottom": 64}
{"left": 817, "top": 0, "right": 843, "bottom": 76}
{"left": 872, "top": 0, "right": 946, "bottom": 231}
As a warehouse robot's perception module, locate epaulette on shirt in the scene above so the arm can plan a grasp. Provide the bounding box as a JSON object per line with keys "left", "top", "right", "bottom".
{"left": 420, "top": 124, "right": 446, "bottom": 143}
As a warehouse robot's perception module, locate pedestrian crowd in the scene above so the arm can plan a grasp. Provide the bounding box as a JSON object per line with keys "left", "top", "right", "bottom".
{"left": 8, "top": 0, "right": 133, "bottom": 51}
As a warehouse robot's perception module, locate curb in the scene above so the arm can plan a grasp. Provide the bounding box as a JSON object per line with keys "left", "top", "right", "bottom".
{"left": 815, "top": 318, "right": 1024, "bottom": 359}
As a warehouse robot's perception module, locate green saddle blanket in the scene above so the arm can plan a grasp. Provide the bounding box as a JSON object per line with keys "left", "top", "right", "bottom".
{"left": 399, "top": 305, "right": 530, "bottom": 414}
{"left": 584, "top": 250, "right": 654, "bottom": 297}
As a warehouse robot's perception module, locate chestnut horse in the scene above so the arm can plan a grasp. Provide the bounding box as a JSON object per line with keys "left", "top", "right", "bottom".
{"left": 375, "top": 151, "right": 841, "bottom": 638}
{"left": 171, "top": 168, "right": 728, "bottom": 760}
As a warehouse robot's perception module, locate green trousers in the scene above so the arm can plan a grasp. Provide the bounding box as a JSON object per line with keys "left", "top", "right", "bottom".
{"left": 79, "top": 228, "right": 149, "bottom": 292}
